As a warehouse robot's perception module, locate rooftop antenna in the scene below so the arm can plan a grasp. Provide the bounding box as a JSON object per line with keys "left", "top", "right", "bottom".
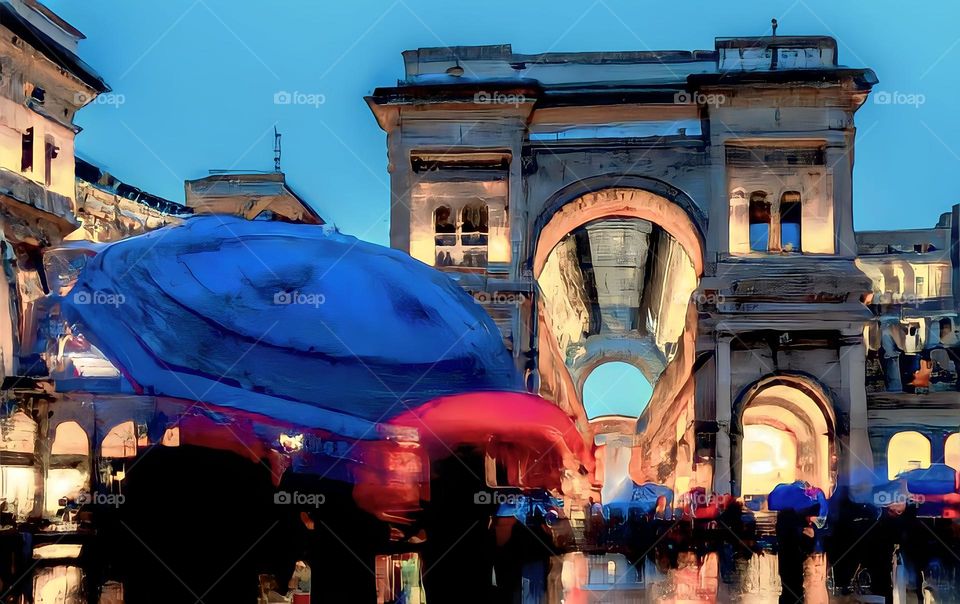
{"left": 273, "top": 126, "right": 282, "bottom": 173}
{"left": 771, "top": 18, "right": 778, "bottom": 36}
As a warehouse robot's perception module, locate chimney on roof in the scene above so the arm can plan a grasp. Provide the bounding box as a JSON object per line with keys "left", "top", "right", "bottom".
{"left": 273, "top": 126, "right": 282, "bottom": 173}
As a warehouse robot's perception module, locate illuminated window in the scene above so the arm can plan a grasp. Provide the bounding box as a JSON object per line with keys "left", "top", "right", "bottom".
{"left": 1, "top": 466, "right": 36, "bottom": 520}
{"left": 0, "top": 411, "right": 37, "bottom": 453}
{"left": 607, "top": 560, "right": 617, "bottom": 583}
{"left": 459, "top": 202, "right": 488, "bottom": 268}
{"left": 946, "top": 433, "right": 960, "bottom": 472}
{"left": 101, "top": 421, "right": 137, "bottom": 458}
{"left": 434, "top": 205, "right": 456, "bottom": 249}
{"left": 51, "top": 422, "right": 87, "bottom": 456}
{"left": 887, "top": 431, "right": 931, "bottom": 479}
{"left": 748, "top": 191, "right": 771, "bottom": 252}
{"left": 779, "top": 191, "right": 802, "bottom": 252}
{"left": 432, "top": 202, "right": 489, "bottom": 269}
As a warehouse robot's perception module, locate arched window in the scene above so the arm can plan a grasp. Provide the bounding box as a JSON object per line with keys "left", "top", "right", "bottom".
{"left": 946, "top": 433, "right": 960, "bottom": 472}
{"left": 0, "top": 411, "right": 36, "bottom": 453}
{"left": 432, "top": 202, "right": 489, "bottom": 269}
{"left": 101, "top": 421, "right": 137, "bottom": 458}
{"left": 433, "top": 205, "right": 456, "bottom": 266}
{"left": 582, "top": 361, "right": 653, "bottom": 420}
{"left": 779, "top": 191, "right": 802, "bottom": 252}
{"left": 51, "top": 422, "right": 87, "bottom": 456}
{"left": 748, "top": 191, "right": 770, "bottom": 252}
{"left": 459, "top": 201, "right": 488, "bottom": 268}
{"left": 887, "top": 431, "right": 931, "bottom": 479}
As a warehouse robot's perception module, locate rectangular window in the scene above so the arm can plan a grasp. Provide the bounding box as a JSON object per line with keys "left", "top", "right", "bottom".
{"left": 727, "top": 143, "right": 832, "bottom": 255}
{"left": 780, "top": 192, "right": 802, "bottom": 252}
{"left": 44, "top": 136, "right": 58, "bottom": 187}
{"left": 749, "top": 192, "right": 771, "bottom": 252}
{"left": 410, "top": 151, "right": 509, "bottom": 272}
{"left": 21, "top": 127, "right": 33, "bottom": 172}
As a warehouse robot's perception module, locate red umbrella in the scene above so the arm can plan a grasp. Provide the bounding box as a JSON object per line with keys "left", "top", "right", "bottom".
{"left": 388, "top": 391, "right": 594, "bottom": 489}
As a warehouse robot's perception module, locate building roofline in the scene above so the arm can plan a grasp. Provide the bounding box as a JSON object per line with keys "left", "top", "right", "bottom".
{"left": 185, "top": 171, "right": 324, "bottom": 224}
{"left": 76, "top": 157, "right": 191, "bottom": 216}
{"left": 0, "top": 2, "right": 109, "bottom": 93}
{"left": 23, "top": 0, "right": 85, "bottom": 39}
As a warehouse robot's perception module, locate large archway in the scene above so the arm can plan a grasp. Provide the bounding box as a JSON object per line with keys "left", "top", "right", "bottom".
{"left": 735, "top": 376, "right": 837, "bottom": 497}
{"left": 531, "top": 184, "right": 705, "bottom": 494}
{"left": 533, "top": 186, "right": 705, "bottom": 281}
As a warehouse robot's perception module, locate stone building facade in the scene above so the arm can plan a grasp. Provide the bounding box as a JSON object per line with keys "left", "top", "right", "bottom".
{"left": 368, "top": 35, "right": 882, "bottom": 502}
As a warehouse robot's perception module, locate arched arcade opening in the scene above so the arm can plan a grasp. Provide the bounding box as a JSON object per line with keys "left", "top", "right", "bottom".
{"left": 735, "top": 376, "right": 837, "bottom": 497}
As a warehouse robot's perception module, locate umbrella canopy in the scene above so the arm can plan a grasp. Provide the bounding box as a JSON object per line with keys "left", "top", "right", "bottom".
{"left": 388, "top": 391, "right": 593, "bottom": 483}
{"left": 59, "top": 216, "right": 520, "bottom": 437}
{"left": 768, "top": 481, "right": 828, "bottom": 517}
{"left": 604, "top": 479, "right": 673, "bottom": 517}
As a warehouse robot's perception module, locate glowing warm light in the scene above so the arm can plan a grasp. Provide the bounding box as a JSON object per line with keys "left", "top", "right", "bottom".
{"left": 161, "top": 426, "right": 180, "bottom": 447}
{"left": 44, "top": 468, "right": 87, "bottom": 517}
{"left": 33, "top": 565, "right": 83, "bottom": 604}
{"left": 946, "top": 433, "right": 960, "bottom": 472}
{"left": 101, "top": 421, "right": 137, "bottom": 458}
{"left": 0, "top": 411, "right": 37, "bottom": 453}
{"left": 32, "top": 544, "right": 82, "bottom": 560}
{"left": 740, "top": 380, "right": 833, "bottom": 495}
{"left": 279, "top": 432, "right": 304, "bottom": 452}
{"left": 1, "top": 466, "right": 36, "bottom": 520}
{"left": 51, "top": 422, "right": 88, "bottom": 456}
{"left": 741, "top": 424, "right": 798, "bottom": 495}
{"left": 887, "top": 431, "right": 931, "bottom": 480}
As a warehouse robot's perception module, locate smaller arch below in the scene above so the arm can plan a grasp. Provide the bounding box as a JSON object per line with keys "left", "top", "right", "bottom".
{"left": 582, "top": 361, "right": 653, "bottom": 420}
{"left": 51, "top": 421, "right": 88, "bottom": 456}
{"left": 887, "top": 430, "right": 931, "bottom": 480}
{"left": 101, "top": 421, "right": 137, "bottom": 458}
{"left": 736, "top": 376, "right": 836, "bottom": 497}
{"left": 946, "top": 433, "right": 960, "bottom": 472}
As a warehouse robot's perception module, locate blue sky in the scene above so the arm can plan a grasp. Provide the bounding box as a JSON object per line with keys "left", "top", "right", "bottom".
{"left": 582, "top": 361, "right": 653, "bottom": 418}
{"left": 49, "top": 0, "right": 960, "bottom": 244}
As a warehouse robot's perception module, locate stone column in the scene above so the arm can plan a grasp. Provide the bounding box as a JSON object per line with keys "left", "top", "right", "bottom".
{"left": 840, "top": 335, "right": 875, "bottom": 496}
{"left": 714, "top": 336, "right": 733, "bottom": 494}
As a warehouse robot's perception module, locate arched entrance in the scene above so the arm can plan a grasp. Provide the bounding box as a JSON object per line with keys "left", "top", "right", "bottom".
{"left": 734, "top": 375, "right": 837, "bottom": 497}
{"left": 532, "top": 185, "right": 705, "bottom": 281}
{"left": 530, "top": 183, "right": 705, "bottom": 492}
